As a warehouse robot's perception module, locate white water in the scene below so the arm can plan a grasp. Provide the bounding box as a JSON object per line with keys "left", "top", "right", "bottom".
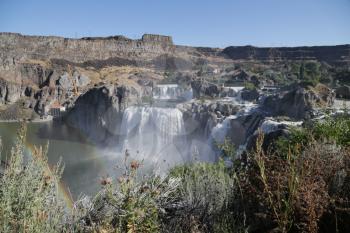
{"left": 225, "top": 86, "right": 245, "bottom": 93}
{"left": 260, "top": 119, "right": 303, "bottom": 134}
{"left": 210, "top": 115, "right": 237, "bottom": 144}
{"left": 120, "top": 106, "right": 189, "bottom": 167}
{"left": 153, "top": 84, "right": 193, "bottom": 100}
{"left": 153, "top": 84, "right": 180, "bottom": 100}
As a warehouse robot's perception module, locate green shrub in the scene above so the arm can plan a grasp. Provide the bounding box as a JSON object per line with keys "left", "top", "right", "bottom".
{"left": 216, "top": 138, "right": 236, "bottom": 161}
{"left": 78, "top": 155, "right": 180, "bottom": 233}
{"left": 244, "top": 82, "right": 256, "bottom": 90}
{"left": 312, "top": 115, "right": 350, "bottom": 146}
{"left": 0, "top": 125, "right": 66, "bottom": 233}
{"left": 299, "top": 61, "right": 321, "bottom": 86}
{"left": 275, "top": 127, "right": 311, "bottom": 156}
{"left": 168, "top": 159, "right": 236, "bottom": 232}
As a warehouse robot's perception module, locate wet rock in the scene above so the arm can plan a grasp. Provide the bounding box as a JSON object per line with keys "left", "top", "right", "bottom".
{"left": 191, "top": 80, "right": 220, "bottom": 98}
{"left": 227, "top": 111, "right": 266, "bottom": 146}
{"left": 241, "top": 88, "right": 259, "bottom": 101}
{"left": 336, "top": 85, "right": 350, "bottom": 99}
{"left": 220, "top": 87, "right": 236, "bottom": 97}
{"left": 262, "top": 84, "right": 335, "bottom": 120}
{"left": 65, "top": 85, "right": 124, "bottom": 145}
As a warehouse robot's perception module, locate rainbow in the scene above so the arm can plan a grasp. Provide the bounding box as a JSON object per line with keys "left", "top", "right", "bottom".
{"left": 23, "top": 139, "right": 75, "bottom": 209}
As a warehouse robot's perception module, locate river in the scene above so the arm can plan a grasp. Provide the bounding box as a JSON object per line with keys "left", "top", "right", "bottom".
{"left": 0, "top": 121, "right": 123, "bottom": 201}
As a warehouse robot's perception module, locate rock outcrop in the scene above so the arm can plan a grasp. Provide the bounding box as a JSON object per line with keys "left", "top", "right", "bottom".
{"left": 241, "top": 88, "right": 259, "bottom": 102}
{"left": 262, "top": 84, "right": 335, "bottom": 120}
{"left": 336, "top": 85, "right": 350, "bottom": 99}
{"left": 64, "top": 84, "right": 128, "bottom": 145}
{"left": 191, "top": 80, "right": 220, "bottom": 98}
{"left": 222, "top": 45, "right": 350, "bottom": 64}
{"left": 0, "top": 79, "right": 21, "bottom": 104}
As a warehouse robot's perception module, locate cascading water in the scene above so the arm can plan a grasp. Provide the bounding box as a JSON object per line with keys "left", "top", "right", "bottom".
{"left": 120, "top": 106, "right": 188, "bottom": 167}
{"left": 153, "top": 84, "right": 193, "bottom": 101}
{"left": 153, "top": 84, "right": 179, "bottom": 100}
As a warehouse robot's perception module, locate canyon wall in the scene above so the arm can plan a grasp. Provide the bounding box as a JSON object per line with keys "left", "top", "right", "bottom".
{"left": 222, "top": 45, "right": 350, "bottom": 64}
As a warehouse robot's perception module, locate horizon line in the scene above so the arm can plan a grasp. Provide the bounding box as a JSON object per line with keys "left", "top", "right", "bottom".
{"left": 1, "top": 31, "right": 350, "bottom": 49}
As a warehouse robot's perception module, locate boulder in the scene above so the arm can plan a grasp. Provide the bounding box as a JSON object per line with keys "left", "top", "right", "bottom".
{"left": 226, "top": 111, "right": 266, "bottom": 146}
{"left": 336, "top": 85, "right": 350, "bottom": 99}
{"left": 220, "top": 87, "right": 236, "bottom": 97}
{"left": 191, "top": 80, "right": 220, "bottom": 98}
{"left": 241, "top": 88, "right": 259, "bottom": 101}
{"left": 65, "top": 85, "right": 127, "bottom": 145}
{"left": 262, "top": 84, "right": 335, "bottom": 120}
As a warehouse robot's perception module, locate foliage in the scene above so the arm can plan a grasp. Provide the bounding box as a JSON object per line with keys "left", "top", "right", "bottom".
{"left": 275, "top": 114, "right": 350, "bottom": 156}
{"left": 312, "top": 115, "right": 350, "bottom": 146}
{"left": 335, "top": 69, "right": 350, "bottom": 85}
{"left": 299, "top": 61, "right": 321, "bottom": 86}
{"left": 275, "top": 127, "right": 311, "bottom": 156}
{"left": 0, "top": 125, "right": 66, "bottom": 233}
{"left": 168, "top": 160, "right": 237, "bottom": 232}
{"left": 2, "top": 116, "right": 350, "bottom": 233}
{"left": 216, "top": 138, "right": 236, "bottom": 161}
{"left": 77, "top": 153, "right": 180, "bottom": 233}
{"left": 238, "top": 132, "right": 349, "bottom": 233}
{"left": 243, "top": 82, "right": 256, "bottom": 90}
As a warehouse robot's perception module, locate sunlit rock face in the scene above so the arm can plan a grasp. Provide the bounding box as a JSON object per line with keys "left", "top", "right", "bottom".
{"left": 120, "top": 106, "right": 189, "bottom": 167}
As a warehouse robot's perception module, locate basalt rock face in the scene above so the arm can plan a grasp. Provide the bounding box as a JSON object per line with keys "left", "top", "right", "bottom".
{"left": 222, "top": 45, "right": 350, "bottom": 64}
{"left": 241, "top": 88, "right": 259, "bottom": 101}
{"left": 262, "top": 84, "right": 335, "bottom": 120}
{"left": 180, "top": 100, "right": 242, "bottom": 139}
{"left": 191, "top": 80, "right": 220, "bottom": 98}
{"left": 0, "top": 79, "right": 22, "bottom": 104}
{"left": 227, "top": 111, "right": 266, "bottom": 147}
{"left": 0, "top": 33, "right": 175, "bottom": 64}
{"left": 64, "top": 85, "right": 127, "bottom": 145}
{"left": 0, "top": 33, "right": 200, "bottom": 118}
{"left": 336, "top": 85, "right": 350, "bottom": 99}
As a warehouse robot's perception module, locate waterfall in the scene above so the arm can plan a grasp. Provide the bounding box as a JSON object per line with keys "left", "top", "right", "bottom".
{"left": 210, "top": 116, "right": 236, "bottom": 145}
{"left": 153, "top": 84, "right": 180, "bottom": 100}
{"left": 153, "top": 84, "right": 193, "bottom": 101}
{"left": 120, "top": 106, "right": 188, "bottom": 166}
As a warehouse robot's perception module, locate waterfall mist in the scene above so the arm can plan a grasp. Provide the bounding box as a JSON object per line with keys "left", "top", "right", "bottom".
{"left": 120, "top": 106, "right": 189, "bottom": 169}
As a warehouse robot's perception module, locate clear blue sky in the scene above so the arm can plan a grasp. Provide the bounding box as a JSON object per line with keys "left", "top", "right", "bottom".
{"left": 0, "top": 0, "right": 349, "bottom": 47}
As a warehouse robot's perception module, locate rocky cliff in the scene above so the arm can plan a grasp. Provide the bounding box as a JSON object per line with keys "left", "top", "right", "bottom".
{"left": 0, "top": 32, "right": 349, "bottom": 122}
{"left": 222, "top": 45, "right": 350, "bottom": 64}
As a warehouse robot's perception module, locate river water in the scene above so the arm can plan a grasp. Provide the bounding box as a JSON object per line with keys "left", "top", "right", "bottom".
{"left": 0, "top": 121, "right": 123, "bottom": 201}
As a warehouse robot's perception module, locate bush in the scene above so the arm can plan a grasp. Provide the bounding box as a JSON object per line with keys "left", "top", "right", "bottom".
{"left": 76, "top": 153, "right": 180, "bottom": 233}
{"left": 168, "top": 159, "right": 237, "bottom": 232}
{"left": 299, "top": 61, "right": 321, "bottom": 86}
{"left": 238, "top": 132, "right": 349, "bottom": 233}
{"left": 244, "top": 82, "right": 256, "bottom": 90}
{"left": 312, "top": 115, "right": 350, "bottom": 146}
{"left": 0, "top": 125, "right": 67, "bottom": 233}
